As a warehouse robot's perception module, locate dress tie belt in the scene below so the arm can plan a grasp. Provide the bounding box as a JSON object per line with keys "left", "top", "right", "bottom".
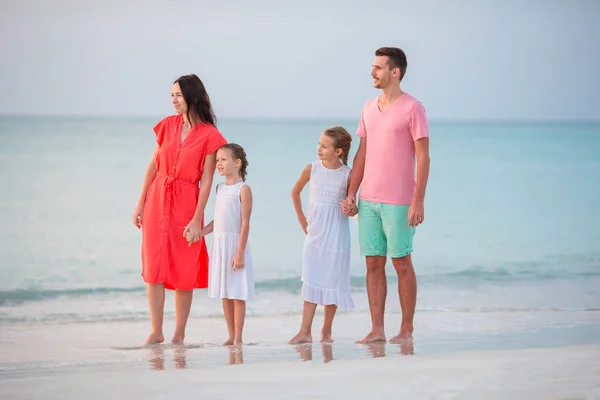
{"left": 157, "top": 173, "right": 197, "bottom": 213}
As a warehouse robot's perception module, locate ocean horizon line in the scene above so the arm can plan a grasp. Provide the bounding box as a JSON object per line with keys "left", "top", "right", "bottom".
{"left": 1, "top": 113, "right": 600, "bottom": 125}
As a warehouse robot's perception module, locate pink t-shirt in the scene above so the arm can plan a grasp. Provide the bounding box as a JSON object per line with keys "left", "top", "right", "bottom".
{"left": 357, "top": 93, "right": 429, "bottom": 205}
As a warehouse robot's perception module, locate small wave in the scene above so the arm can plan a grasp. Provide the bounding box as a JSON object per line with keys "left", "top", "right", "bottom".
{"left": 2, "top": 258, "right": 598, "bottom": 307}
{"left": 0, "top": 286, "right": 145, "bottom": 306}
{"left": 423, "top": 265, "right": 600, "bottom": 283}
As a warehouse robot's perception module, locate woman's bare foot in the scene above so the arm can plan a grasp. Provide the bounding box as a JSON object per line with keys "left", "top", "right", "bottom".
{"left": 288, "top": 332, "right": 312, "bottom": 345}
{"left": 355, "top": 331, "right": 386, "bottom": 344}
{"left": 222, "top": 338, "right": 234, "bottom": 346}
{"left": 233, "top": 337, "right": 243, "bottom": 346}
{"left": 145, "top": 332, "right": 164, "bottom": 345}
{"left": 320, "top": 330, "right": 334, "bottom": 343}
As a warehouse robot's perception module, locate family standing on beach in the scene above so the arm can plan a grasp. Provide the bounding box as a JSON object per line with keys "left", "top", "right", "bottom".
{"left": 131, "top": 47, "right": 430, "bottom": 347}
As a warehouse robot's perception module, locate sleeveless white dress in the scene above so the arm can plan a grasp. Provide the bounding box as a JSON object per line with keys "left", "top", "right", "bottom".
{"left": 208, "top": 182, "right": 255, "bottom": 301}
{"left": 301, "top": 161, "right": 355, "bottom": 310}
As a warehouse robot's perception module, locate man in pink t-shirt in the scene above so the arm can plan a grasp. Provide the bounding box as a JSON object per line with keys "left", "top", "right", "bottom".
{"left": 342, "top": 47, "right": 431, "bottom": 345}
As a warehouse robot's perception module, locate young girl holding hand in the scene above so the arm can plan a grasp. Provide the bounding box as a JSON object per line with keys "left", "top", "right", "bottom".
{"left": 288, "top": 126, "right": 355, "bottom": 344}
{"left": 189, "top": 143, "right": 254, "bottom": 346}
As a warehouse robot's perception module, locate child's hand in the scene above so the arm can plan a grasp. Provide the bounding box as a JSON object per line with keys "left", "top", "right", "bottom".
{"left": 341, "top": 198, "right": 358, "bottom": 217}
{"left": 298, "top": 216, "right": 308, "bottom": 234}
{"left": 232, "top": 253, "right": 245, "bottom": 271}
{"left": 185, "top": 228, "right": 205, "bottom": 247}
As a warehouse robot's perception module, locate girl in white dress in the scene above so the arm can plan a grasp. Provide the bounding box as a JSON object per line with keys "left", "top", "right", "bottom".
{"left": 190, "top": 143, "right": 254, "bottom": 346}
{"left": 288, "top": 126, "right": 355, "bottom": 344}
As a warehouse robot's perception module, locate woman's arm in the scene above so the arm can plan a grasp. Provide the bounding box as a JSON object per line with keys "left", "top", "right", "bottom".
{"left": 291, "top": 164, "right": 311, "bottom": 234}
{"left": 194, "top": 152, "right": 217, "bottom": 223}
{"left": 132, "top": 144, "right": 159, "bottom": 228}
{"left": 183, "top": 152, "right": 217, "bottom": 242}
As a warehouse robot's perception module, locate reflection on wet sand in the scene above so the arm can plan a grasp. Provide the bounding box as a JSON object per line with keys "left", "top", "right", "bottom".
{"left": 294, "top": 343, "right": 334, "bottom": 363}
{"left": 174, "top": 346, "right": 188, "bottom": 369}
{"left": 364, "top": 342, "right": 386, "bottom": 358}
{"left": 322, "top": 343, "right": 333, "bottom": 363}
{"left": 295, "top": 343, "right": 313, "bottom": 361}
{"left": 146, "top": 346, "right": 165, "bottom": 371}
{"left": 397, "top": 339, "right": 415, "bottom": 356}
{"left": 229, "top": 344, "right": 244, "bottom": 365}
{"left": 360, "top": 339, "right": 414, "bottom": 358}
{"left": 140, "top": 338, "right": 413, "bottom": 370}
{"left": 145, "top": 344, "right": 190, "bottom": 370}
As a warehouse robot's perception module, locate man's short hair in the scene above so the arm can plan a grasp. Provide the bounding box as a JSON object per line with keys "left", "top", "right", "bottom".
{"left": 375, "top": 47, "right": 407, "bottom": 81}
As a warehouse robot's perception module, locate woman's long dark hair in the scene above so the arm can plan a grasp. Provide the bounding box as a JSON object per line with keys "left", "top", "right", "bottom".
{"left": 174, "top": 74, "right": 217, "bottom": 126}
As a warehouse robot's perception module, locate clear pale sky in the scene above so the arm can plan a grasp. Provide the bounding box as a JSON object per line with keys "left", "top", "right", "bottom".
{"left": 1, "top": 0, "right": 599, "bottom": 120}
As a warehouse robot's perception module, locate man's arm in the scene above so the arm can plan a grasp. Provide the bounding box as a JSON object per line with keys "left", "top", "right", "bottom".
{"left": 408, "top": 137, "right": 430, "bottom": 226}
{"left": 341, "top": 137, "right": 366, "bottom": 216}
{"left": 347, "top": 137, "right": 366, "bottom": 201}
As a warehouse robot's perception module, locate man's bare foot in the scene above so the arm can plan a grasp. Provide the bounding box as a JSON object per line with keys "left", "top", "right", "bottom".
{"left": 389, "top": 326, "right": 413, "bottom": 344}
{"left": 320, "top": 330, "right": 334, "bottom": 343}
{"left": 389, "top": 332, "right": 413, "bottom": 344}
{"left": 223, "top": 338, "right": 234, "bottom": 346}
{"left": 288, "top": 332, "right": 312, "bottom": 345}
{"left": 145, "top": 332, "right": 164, "bottom": 345}
{"left": 355, "top": 331, "right": 386, "bottom": 344}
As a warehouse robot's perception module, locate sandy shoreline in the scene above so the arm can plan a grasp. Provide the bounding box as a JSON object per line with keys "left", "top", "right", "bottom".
{"left": 2, "top": 309, "right": 599, "bottom": 366}
{"left": 1, "top": 344, "right": 599, "bottom": 399}
{"left": 1, "top": 310, "right": 600, "bottom": 398}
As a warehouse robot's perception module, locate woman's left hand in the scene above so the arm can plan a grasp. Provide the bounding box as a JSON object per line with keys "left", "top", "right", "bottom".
{"left": 183, "top": 217, "right": 203, "bottom": 246}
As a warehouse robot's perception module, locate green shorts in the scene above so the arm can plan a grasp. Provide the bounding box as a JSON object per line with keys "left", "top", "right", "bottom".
{"left": 358, "top": 200, "right": 415, "bottom": 258}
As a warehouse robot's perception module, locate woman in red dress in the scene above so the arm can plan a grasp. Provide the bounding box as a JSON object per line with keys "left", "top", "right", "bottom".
{"left": 132, "top": 74, "right": 227, "bottom": 345}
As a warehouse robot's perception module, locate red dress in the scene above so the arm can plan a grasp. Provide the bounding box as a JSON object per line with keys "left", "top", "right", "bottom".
{"left": 141, "top": 115, "right": 227, "bottom": 290}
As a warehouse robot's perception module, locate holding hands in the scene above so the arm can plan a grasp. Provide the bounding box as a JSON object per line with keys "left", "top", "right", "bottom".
{"left": 183, "top": 217, "right": 204, "bottom": 247}
{"left": 341, "top": 194, "right": 358, "bottom": 217}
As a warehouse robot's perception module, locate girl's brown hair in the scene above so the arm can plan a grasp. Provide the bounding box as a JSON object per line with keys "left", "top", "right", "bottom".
{"left": 324, "top": 126, "right": 352, "bottom": 165}
{"left": 218, "top": 143, "right": 249, "bottom": 181}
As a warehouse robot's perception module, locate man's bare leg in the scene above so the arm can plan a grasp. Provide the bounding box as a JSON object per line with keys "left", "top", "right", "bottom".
{"left": 357, "top": 256, "right": 387, "bottom": 343}
{"left": 389, "top": 254, "right": 417, "bottom": 343}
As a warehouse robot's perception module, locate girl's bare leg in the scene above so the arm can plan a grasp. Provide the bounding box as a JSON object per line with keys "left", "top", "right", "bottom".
{"left": 233, "top": 300, "right": 246, "bottom": 345}
{"left": 222, "top": 299, "right": 235, "bottom": 345}
{"left": 321, "top": 304, "right": 337, "bottom": 343}
{"left": 146, "top": 283, "right": 165, "bottom": 344}
{"left": 288, "top": 301, "right": 317, "bottom": 344}
{"left": 172, "top": 289, "right": 193, "bottom": 344}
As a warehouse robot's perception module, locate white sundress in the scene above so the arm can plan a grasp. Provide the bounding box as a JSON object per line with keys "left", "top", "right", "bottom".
{"left": 301, "top": 161, "right": 355, "bottom": 310}
{"left": 208, "top": 182, "right": 255, "bottom": 301}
